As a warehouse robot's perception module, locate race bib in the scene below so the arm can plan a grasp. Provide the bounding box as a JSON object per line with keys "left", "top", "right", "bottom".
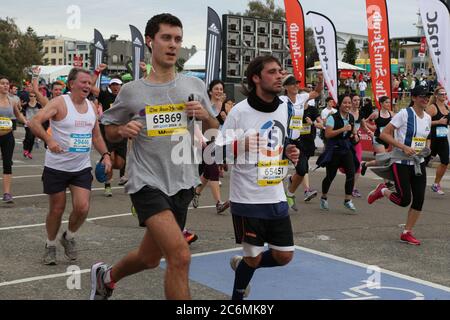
{"left": 0, "top": 117, "right": 13, "bottom": 131}
{"left": 69, "top": 133, "right": 92, "bottom": 153}
{"left": 300, "top": 124, "right": 312, "bottom": 135}
{"left": 289, "top": 116, "right": 303, "bottom": 130}
{"left": 412, "top": 137, "right": 426, "bottom": 153}
{"left": 146, "top": 104, "right": 188, "bottom": 137}
{"left": 436, "top": 126, "right": 449, "bottom": 138}
{"left": 257, "top": 159, "right": 288, "bottom": 186}
{"left": 379, "top": 126, "right": 385, "bottom": 133}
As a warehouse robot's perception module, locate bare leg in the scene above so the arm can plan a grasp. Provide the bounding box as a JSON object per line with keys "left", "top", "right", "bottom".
{"left": 288, "top": 173, "right": 304, "bottom": 194}
{"left": 46, "top": 192, "right": 66, "bottom": 241}
{"left": 67, "top": 185, "right": 91, "bottom": 233}
{"left": 405, "top": 208, "right": 421, "bottom": 231}
{"left": 208, "top": 181, "right": 221, "bottom": 203}
{"left": 2, "top": 174, "right": 12, "bottom": 194}
{"left": 435, "top": 164, "right": 448, "bottom": 185}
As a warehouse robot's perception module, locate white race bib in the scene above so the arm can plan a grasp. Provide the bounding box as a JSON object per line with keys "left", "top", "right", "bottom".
{"left": 0, "top": 117, "right": 13, "bottom": 131}
{"left": 289, "top": 116, "right": 303, "bottom": 130}
{"left": 257, "top": 159, "right": 288, "bottom": 186}
{"left": 436, "top": 126, "right": 449, "bottom": 138}
{"left": 300, "top": 124, "right": 312, "bottom": 135}
{"left": 412, "top": 137, "right": 426, "bottom": 153}
{"left": 146, "top": 104, "right": 188, "bottom": 137}
{"left": 69, "top": 133, "right": 92, "bottom": 153}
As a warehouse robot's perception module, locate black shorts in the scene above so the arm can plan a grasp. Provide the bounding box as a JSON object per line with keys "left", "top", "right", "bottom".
{"left": 42, "top": 167, "right": 93, "bottom": 194}
{"left": 130, "top": 186, "right": 195, "bottom": 228}
{"left": 232, "top": 214, "right": 294, "bottom": 248}
{"left": 430, "top": 138, "right": 449, "bottom": 165}
{"left": 203, "top": 163, "right": 220, "bottom": 181}
{"left": 295, "top": 153, "right": 310, "bottom": 177}
{"left": 109, "top": 139, "right": 127, "bottom": 160}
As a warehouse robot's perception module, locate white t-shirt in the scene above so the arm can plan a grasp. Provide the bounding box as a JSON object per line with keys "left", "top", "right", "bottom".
{"left": 218, "top": 99, "right": 290, "bottom": 204}
{"left": 390, "top": 107, "right": 431, "bottom": 165}
{"left": 279, "top": 93, "right": 309, "bottom": 140}
{"left": 358, "top": 81, "right": 367, "bottom": 92}
{"left": 321, "top": 107, "right": 337, "bottom": 121}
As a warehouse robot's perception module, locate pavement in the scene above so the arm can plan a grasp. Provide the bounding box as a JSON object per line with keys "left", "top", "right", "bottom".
{"left": 0, "top": 127, "right": 449, "bottom": 300}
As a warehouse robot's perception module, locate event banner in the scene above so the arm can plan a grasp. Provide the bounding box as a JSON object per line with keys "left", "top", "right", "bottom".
{"left": 130, "top": 25, "right": 145, "bottom": 80}
{"left": 307, "top": 11, "right": 338, "bottom": 103}
{"left": 365, "top": 0, "right": 392, "bottom": 110}
{"left": 419, "top": 0, "right": 450, "bottom": 96}
{"left": 284, "top": 0, "right": 306, "bottom": 85}
{"left": 93, "top": 29, "right": 106, "bottom": 88}
{"left": 205, "top": 7, "right": 222, "bottom": 85}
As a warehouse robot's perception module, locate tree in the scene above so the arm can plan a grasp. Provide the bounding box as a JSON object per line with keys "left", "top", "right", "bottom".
{"left": 230, "top": 0, "right": 285, "bottom": 21}
{"left": 0, "top": 18, "right": 43, "bottom": 84}
{"left": 342, "top": 38, "right": 359, "bottom": 65}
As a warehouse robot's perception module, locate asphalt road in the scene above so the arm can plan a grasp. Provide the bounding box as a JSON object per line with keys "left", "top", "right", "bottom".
{"left": 0, "top": 127, "right": 449, "bottom": 300}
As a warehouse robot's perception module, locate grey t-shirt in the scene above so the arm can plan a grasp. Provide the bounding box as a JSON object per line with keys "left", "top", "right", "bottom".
{"left": 100, "top": 74, "right": 214, "bottom": 196}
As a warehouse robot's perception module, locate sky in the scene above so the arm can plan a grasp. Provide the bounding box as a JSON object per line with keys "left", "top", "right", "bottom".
{"left": 2, "top": 0, "right": 422, "bottom": 49}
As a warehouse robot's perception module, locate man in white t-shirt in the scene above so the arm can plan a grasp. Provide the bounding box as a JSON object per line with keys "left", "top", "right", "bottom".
{"left": 218, "top": 55, "right": 299, "bottom": 300}
{"left": 358, "top": 80, "right": 367, "bottom": 98}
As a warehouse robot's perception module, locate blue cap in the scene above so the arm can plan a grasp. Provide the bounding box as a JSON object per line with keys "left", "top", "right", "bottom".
{"left": 95, "top": 161, "right": 107, "bottom": 183}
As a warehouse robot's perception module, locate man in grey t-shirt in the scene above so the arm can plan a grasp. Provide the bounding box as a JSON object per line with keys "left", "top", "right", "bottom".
{"left": 90, "top": 13, "right": 219, "bottom": 300}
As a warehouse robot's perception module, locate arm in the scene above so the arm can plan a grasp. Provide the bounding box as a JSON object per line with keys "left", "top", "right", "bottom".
{"left": 31, "top": 67, "right": 49, "bottom": 107}
{"left": 308, "top": 72, "right": 324, "bottom": 101}
{"left": 380, "top": 124, "right": 415, "bottom": 156}
{"left": 13, "top": 100, "right": 28, "bottom": 125}
{"left": 90, "top": 64, "right": 107, "bottom": 97}
{"left": 28, "top": 97, "right": 63, "bottom": 153}
{"left": 325, "top": 123, "right": 352, "bottom": 139}
{"left": 91, "top": 107, "right": 112, "bottom": 173}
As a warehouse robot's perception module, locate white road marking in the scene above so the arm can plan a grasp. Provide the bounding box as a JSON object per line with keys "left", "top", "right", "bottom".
{"left": 0, "top": 175, "right": 42, "bottom": 180}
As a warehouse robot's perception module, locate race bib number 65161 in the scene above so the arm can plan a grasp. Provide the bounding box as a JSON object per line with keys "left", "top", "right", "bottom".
{"left": 146, "top": 104, "right": 188, "bottom": 137}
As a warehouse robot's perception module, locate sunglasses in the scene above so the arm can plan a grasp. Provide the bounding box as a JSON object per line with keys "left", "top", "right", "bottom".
{"left": 437, "top": 93, "right": 447, "bottom": 96}
{"left": 417, "top": 95, "right": 430, "bottom": 99}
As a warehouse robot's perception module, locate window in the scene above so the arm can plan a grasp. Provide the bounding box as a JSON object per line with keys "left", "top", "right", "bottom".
{"left": 112, "top": 55, "right": 118, "bottom": 63}
{"left": 85, "top": 54, "right": 89, "bottom": 60}
{"left": 59, "top": 47, "right": 63, "bottom": 53}
{"left": 44, "top": 47, "right": 49, "bottom": 54}
{"left": 77, "top": 45, "right": 87, "bottom": 51}
{"left": 412, "top": 49, "right": 419, "bottom": 57}
{"left": 68, "top": 54, "right": 72, "bottom": 61}
{"left": 399, "top": 49, "right": 405, "bottom": 59}
{"left": 59, "top": 59, "right": 63, "bottom": 65}
{"left": 44, "top": 58, "right": 49, "bottom": 65}
{"left": 120, "top": 54, "right": 124, "bottom": 62}
{"left": 51, "top": 47, "right": 56, "bottom": 54}
{"left": 51, "top": 59, "right": 56, "bottom": 65}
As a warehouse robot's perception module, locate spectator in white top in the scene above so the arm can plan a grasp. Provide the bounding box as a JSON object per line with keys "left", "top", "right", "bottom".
{"left": 358, "top": 80, "right": 367, "bottom": 98}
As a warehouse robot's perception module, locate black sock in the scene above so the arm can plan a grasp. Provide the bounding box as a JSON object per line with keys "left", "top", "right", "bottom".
{"left": 232, "top": 259, "right": 255, "bottom": 300}
{"left": 344, "top": 199, "right": 351, "bottom": 203}
{"left": 258, "top": 250, "right": 280, "bottom": 268}
{"left": 105, "top": 183, "right": 111, "bottom": 188}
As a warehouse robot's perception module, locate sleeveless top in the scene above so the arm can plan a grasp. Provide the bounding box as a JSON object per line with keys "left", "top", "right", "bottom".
{"left": 45, "top": 95, "right": 96, "bottom": 172}
{"left": 374, "top": 110, "right": 392, "bottom": 138}
{"left": 0, "top": 97, "right": 15, "bottom": 133}
{"left": 430, "top": 103, "right": 449, "bottom": 139}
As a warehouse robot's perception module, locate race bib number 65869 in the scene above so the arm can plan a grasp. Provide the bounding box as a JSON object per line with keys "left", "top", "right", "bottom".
{"left": 146, "top": 104, "right": 188, "bottom": 137}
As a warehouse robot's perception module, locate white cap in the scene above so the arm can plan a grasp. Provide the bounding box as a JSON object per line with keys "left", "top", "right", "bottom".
{"left": 109, "top": 78, "right": 123, "bottom": 85}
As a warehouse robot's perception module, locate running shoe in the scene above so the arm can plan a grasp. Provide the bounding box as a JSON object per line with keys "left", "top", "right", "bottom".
{"left": 27, "top": 152, "right": 33, "bottom": 159}
{"left": 304, "top": 189, "right": 318, "bottom": 202}
{"left": 23, "top": 150, "right": 28, "bottom": 158}
{"left": 320, "top": 197, "right": 329, "bottom": 211}
{"left": 2, "top": 193, "right": 13, "bottom": 204}
{"left": 131, "top": 205, "right": 137, "bottom": 217}
{"left": 344, "top": 200, "right": 357, "bottom": 212}
{"left": 368, "top": 183, "right": 386, "bottom": 204}
{"left": 60, "top": 232, "right": 77, "bottom": 261}
{"left": 360, "top": 162, "right": 367, "bottom": 176}
{"left": 90, "top": 262, "right": 115, "bottom": 300}
{"left": 118, "top": 176, "right": 128, "bottom": 186}
{"left": 216, "top": 201, "right": 230, "bottom": 215}
{"left": 104, "top": 186, "right": 112, "bottom": 197}
{"left": 431, "top": 183, "right": 445, "bottom": 195}
{"left": 400, "top": 231, "right": 421, "bottom": 245}
{"left": 352, "top": 189, "right": 362, "bottom": 198}
{"left": 230, "top": 256, "right": 251, "bottom": 298}
{"left": 183, "top": 229, "right": 198, "bottom": 245}
{"left": 192, "top": 192, "right": 200, "bottom": 208}
{"left": 286, "top": 193, "right": 298, "bottom": 211}
{"left": 42, "top": 245, "right": 57, "bottom": 265}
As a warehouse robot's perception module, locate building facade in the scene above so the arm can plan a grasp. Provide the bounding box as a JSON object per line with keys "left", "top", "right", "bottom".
{"left": 41, "top": 36, "right": 74, "bottom": 66}
{"left": 66, "top": 40, "right": 91, "bottom": 69}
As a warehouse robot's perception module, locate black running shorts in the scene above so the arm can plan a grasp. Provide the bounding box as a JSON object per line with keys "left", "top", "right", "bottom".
{"left": 232, "top": 214, "right": 294, "bottom": 248}
{"left": 130, "top": 186, "right": 194, "bottom": 228}
{"left": 42, "top": 167, "right": 93, "bottom": 194}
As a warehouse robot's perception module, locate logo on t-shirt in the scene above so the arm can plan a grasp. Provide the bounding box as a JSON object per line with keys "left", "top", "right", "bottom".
{"left": 259, "top": 120, "right": 286, "bottom": 157}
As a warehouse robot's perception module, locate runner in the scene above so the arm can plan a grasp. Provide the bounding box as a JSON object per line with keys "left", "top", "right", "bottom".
{"left": 192, "top": 79, "right": 230, "bottom": 215}
{"left": 280, "top": 74, "right": 323, "bottom": 211}
{"left": 425, "top": 86, "right": 449, "bottom": 195}
{"left": 361, "top": 96, "right": 394, "bottom": 186}
{"left": 367, "top": 85, "right": 432, "bottom": 245}
{"left": 22, "top": 91, "right": 41, "bottom": 159}
{"left": 89, "top": 13, "right": 218, "bottom": 300}
{"left": 217, "top": 55, "right": 299, "bottom": 300}
{"left": 28, "top": 68, "right": 112, "bottom": 265}
{"left": 316, "top": 93, "right": 359, "bottom": 212}
{"left": 0, "top": 75, "right": 28, "bottom": 203}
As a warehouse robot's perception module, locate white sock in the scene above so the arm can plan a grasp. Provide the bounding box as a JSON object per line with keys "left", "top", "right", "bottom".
{"left": 46, "top": 239, "right": 56, "bottom": 247}
{"left": 103, "top": 268, "right": 113, "bottom": 284}
{"left": 286, "top": 190, "right": 295, "bottom": 197}
{"left": 381, "top": 188, "right": 388, "bottom": 196}
{"left": 403, "top": 229, "right": 411, "bottom": 234}
{"left": 64, "top": 230, "right": 75, "bottom": 240}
